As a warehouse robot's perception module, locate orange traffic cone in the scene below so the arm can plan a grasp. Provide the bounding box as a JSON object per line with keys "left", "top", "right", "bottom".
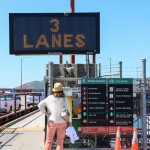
{"left": 115, "top": 126, "right": 122, "bottom": 150}
{"left": 131, "top": 128, "right": 138, "bottom": 150}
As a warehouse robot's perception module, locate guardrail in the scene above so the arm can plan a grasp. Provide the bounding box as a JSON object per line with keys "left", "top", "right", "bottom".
{"left": 0, "top": 106, "right": 38, "bottom": 127}
{"left": 0, "top": 92, "right": 43, "bottom": 127}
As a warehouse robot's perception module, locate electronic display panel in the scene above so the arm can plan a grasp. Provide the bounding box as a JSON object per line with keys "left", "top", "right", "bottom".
{"left": 9, "top": 13, "right": 100, "bottom": 55}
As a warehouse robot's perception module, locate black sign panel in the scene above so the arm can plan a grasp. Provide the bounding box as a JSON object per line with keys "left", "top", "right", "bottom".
{"left": 9, "top": 13, "right": 100, "bottom": 55}
{"left": 81, "top": 78, "right": 107, "bottom": 126}
{"left": 81, "top": 78, "right": 133, "bottom": 127}
{"left": 107, "top": 78, "right": 133, "bottom": 126}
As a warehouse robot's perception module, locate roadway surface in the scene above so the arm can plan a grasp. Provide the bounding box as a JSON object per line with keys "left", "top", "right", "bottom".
{"left": 0, "top": 109, "right": 132, "bottom": 150}
{"left": 0, "top": 110, "right": 45, "bottom": 150}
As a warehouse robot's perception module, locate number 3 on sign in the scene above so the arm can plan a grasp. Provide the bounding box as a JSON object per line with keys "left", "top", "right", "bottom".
{"left": 50, "top": 19, "right": 59, "bottom": 32}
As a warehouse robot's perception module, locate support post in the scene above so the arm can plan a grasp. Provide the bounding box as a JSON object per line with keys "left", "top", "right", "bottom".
{"left": 70, "top": 0, "right": 75, "bottom": 64}
{"left": 44, "top": 64, "right": 48, "bottom": 143}
{"left": 60, "top": 53, "right": 63, "bottom": 64}
{"left": 93, "top": 53, "right": 96, "bottom": 64}
{"left": 141, "top": 58, "right": 147, "bottom": 150}
{"left": 86, "top": 52, "right": 90, "bottom": 77}
{"left": 48, "top": 62, "right": 53, "bottom": 95}
{"left": 99, "top": 63, "right": 101, "bottom": 78}
{"left": 44, "top": 62, "right": 53, "bottom": 143}
{"left": 21, "top": 59, "right": 22, "bottom": 92}
{"left": 119, "top": 61, "right": 122, "bottom": 78}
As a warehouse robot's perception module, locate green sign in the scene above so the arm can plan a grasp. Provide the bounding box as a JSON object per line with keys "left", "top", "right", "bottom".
{"left": 81, "top": 78, "right": 133, "bottom": 84}
{"left": 108, "top": 78, "right": 133, "bottom": 84}
{"left": 81, "top": 77, "right": 133, "bottom": 127}
{"left": 81, "top": 78, "right": 106, "bottom": 84}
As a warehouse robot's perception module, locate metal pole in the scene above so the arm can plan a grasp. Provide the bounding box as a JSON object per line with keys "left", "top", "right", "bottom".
{"left": 44, "top": 62, "right": 53, "bottom": 143}
{"left": 86, "top": 52, "right": 90, "bottom": 77}
{"left": 141, "top": 58, "right": 147, "bottom": 150}
{"left": 99, "top": 57, "right": 111, "bottom": 77}
{"left": 44, "top": 64, "right": 48, "bottom": 143}
{"left": 137, "top": 67, "right": 139, "bottom": 78}
{"left": 99, "top": 63, "right": 101, "bottom": 78}
{"left": 70, "top": 0, "right": 74, "bottom": 12}
{"left": 70, "top": 0, "right": 75, "bottom": 64}
{"left": 95, "top": 63, "right": 97, "bottom": 78}
{"left": 21, "top": 59, "right": 22, "bottom": 92}
{"left": 93, "top": 53, "right": 96, "bottom": 64}
{"left": 60, "top": 53, "right": 63, "bottom": 64}
{"left": 110, "top": 58, "right": 111, "bottom": 76}
{"left": 48, "top": 61, "right": 53, "bottom": 95}
{"left": 119, "top": 61, "right": 122, "bottom": 78}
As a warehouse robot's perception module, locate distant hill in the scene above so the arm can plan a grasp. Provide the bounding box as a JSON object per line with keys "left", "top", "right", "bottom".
{"left": 15, "top": 80, "right": 44, "bottom": 89}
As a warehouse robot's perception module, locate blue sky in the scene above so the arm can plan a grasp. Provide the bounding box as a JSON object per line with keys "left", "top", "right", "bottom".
{"left": 0, "top": 0, "right": 150, "bottom": 88}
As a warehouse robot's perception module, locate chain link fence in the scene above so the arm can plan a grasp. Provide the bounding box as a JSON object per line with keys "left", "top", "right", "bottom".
{"left": 44, "top": 63, "right": 149, "bottom": 149}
